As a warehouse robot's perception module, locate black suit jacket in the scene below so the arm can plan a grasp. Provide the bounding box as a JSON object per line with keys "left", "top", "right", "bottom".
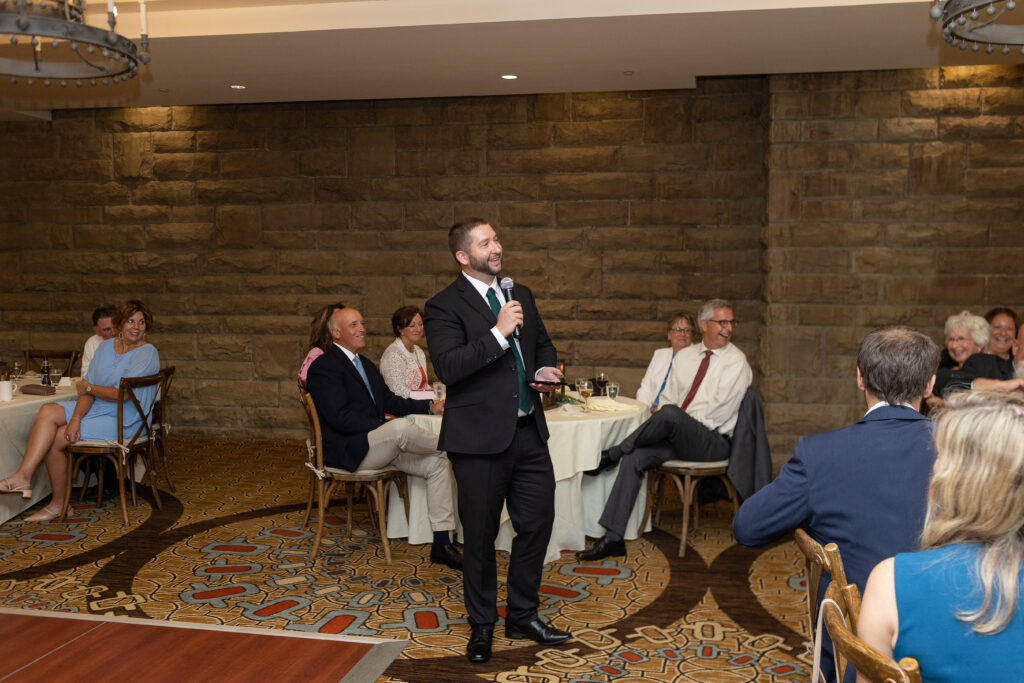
{"left": 305, "top": 344, "right": 431, "bottom": 471}
{"left": 424, "top": 275, "right": 557, "bottom": 454}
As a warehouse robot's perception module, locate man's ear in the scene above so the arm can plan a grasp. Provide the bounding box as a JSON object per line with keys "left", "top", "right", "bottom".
{"left": 923, "top": 374, "right": 937, "bottom": 399}
{"left": 454, "top": 250, "right": 470, "bottom": 267}
{"left": 856, "top": 367, "right": 866, "bottom": 392}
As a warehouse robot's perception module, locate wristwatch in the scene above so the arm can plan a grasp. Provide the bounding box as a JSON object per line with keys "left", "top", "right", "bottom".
{"left": 85, "top": 383, "right": 92, "bottom": 394}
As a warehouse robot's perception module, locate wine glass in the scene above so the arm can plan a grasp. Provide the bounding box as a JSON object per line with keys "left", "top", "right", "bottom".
{"left": 595, "top": 371, "right": 608, "bottom": 396}
{"left": 49, "top": 367, "right": 63, "bottom": 387}
{"left": 432, "top": 382, "right": 446, "bottom": 401}
{"left": 575, "top": 379, "right": 593, "bottom": 412}
{"left": 11, "top": 361, "right": 23, "bottom": 380}
{"left": 606, "top": 382, "right": 620, "bottom": 400}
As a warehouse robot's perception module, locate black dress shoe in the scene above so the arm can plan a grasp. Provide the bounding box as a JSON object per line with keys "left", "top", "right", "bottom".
{"left": 505, "top": 616, "right": 570, "bottom": 645}
{"left": 429, "top": 543, "right": 463, "bottom": 571}
{"left": 584, "top": 447, "right": 622, "bottom": 476}
{"left": 576, "top": 536, "right": 627, "bottom": 561}
{"left": 466, "top": 624, "right": 494, "bottom": 663}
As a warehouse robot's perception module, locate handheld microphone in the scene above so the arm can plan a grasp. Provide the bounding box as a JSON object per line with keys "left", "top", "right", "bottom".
{"left": 499, "top": 276, "right": 520, "bottom": 338}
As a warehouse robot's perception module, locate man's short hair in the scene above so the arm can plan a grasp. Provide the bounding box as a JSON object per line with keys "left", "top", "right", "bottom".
{"left": 92, "top": 306, "right": 115, "bottom": 325}
{"left": 698, "top": 299, "right": 733, "bottom": 323}
{"left": 448, "top": 217, "right": 490, "bottom": 257}
{"left": 857, "top": 326, "right": 940, "bottom": 405}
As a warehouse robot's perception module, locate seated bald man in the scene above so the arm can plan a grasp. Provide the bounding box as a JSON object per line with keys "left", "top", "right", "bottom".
{"left": 305, "top": 305, "right": 461, "bottom": 570}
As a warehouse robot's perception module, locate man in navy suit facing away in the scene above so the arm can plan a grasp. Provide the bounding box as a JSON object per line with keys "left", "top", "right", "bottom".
{"left": 732, "top": 326, "right": 940, "bottom": 682}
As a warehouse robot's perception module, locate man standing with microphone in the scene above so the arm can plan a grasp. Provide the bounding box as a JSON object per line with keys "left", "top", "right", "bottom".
{"left": 425, "top": 218, "right": 568, "bottom": 664}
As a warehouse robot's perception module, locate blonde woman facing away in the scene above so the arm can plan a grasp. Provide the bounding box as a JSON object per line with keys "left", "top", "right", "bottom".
{"left": 857, "top": 390, "right": 1024, "bottom": 682}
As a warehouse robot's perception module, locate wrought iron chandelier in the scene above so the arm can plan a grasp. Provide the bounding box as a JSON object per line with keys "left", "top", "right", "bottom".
{"left": 931, "top": 0, "right": 1024, "bottom": 54}
{"left": 0, "top": 0, "right": 150, "bottom": 87}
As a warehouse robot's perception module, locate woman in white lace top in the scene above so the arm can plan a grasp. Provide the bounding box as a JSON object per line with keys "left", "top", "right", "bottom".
{"left": 380, "top": 306, "right": 429, "bottom": 398}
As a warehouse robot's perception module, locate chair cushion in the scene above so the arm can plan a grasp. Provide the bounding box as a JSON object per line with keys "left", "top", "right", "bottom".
{"left": 661, "top": 459, "right": 730, "bottom": 470}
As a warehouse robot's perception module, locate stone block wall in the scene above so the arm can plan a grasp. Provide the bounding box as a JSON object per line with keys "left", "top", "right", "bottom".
{"left": 0, "top": 79, "right": 768, "bottom": 438}
{"left": 763, "top": 65, "right": 1024, "bottom": 458}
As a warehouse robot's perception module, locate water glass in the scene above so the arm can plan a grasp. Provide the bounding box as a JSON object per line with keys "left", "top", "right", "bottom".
{"left": 50, "top": 368, "right": 63, "bottom": 387}
{"left": 606, "top": 382, "right": 620, "bottom": 400}
{"left": 432, "top": 382, "right": 446, "bottom": 401}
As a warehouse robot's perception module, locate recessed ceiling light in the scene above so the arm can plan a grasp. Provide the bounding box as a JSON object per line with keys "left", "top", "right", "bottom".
{"left": 230, "top": 84, "right": 246, "bottom": 90}
{"left": 623, "top": 70, "right": 635, "bottom": 76}
{"left": 501, "top": 74, "right": 518, "bottom": 80}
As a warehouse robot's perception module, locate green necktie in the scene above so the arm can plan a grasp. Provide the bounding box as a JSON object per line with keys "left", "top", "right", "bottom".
{"left": 486, "top": 288, "right": 533, "bottom": 414}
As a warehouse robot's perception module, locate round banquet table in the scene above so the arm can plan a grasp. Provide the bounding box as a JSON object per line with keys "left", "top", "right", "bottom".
{"left": 391, "top": 396, "right": 651, "bottom": 564}
{"left": 0, "top": 381, "right": 76, "bottom": 523}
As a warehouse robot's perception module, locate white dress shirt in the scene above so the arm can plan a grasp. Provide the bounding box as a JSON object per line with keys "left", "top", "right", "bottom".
{"left": 662, "top": 341, "right": 752, "bottom": 437}
{"left": 635, "top": 346, "right": 676, "bottom": 408}
{"left": 81, "top": 334, "right": 102, "bottom": 376}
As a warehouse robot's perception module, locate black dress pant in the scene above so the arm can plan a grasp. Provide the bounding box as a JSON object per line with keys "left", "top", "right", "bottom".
{"left": 447, "top": 416, "right": 555, "bottom": 626}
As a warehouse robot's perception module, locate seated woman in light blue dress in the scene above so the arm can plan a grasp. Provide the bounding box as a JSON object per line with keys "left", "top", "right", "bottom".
{"left": 0, "top": 300, "right": 160, "bottom": 523}
{"left": 857, "top": 390, "right": 1024, "bottom": 682}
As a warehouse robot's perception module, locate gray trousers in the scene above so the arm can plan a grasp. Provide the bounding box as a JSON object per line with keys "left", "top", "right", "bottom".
{"left": 598, "top": 405, "right": 729, "bottom": 537}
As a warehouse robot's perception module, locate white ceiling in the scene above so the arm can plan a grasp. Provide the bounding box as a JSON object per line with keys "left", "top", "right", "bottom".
{"left": 0, "top": 0, "right": 1021, "bottom": 116}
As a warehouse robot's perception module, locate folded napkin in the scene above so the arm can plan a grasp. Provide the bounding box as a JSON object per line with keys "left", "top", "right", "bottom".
{"left": 20, "top": 384, "right": 56, "bottom": 395}
{"left": 586, "top": 397, "right": 634, "bottom": 413}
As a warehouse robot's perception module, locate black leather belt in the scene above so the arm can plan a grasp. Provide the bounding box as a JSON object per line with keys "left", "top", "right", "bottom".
{"left": 516, "top": 413, "right": 534, "bottom": 429}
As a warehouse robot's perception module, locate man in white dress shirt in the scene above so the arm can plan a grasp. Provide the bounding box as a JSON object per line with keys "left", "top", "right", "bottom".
{"left": 81, "top": 306, "right": 116, "bottom": 376}
{"left": 578, "top": 299, "right": 752, "bottom": 561}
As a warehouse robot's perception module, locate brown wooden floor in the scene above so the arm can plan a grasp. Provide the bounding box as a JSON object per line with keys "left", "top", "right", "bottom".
{"left": 0, "top": 608, "right": 404, "bottom": 682}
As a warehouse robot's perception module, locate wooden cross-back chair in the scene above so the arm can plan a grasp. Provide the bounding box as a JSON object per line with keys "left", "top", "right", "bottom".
{"left": 150, "top": 366, "right": 177, "bottom": 492}
{"left": 24, "top": 349, "right": 79, "bottom": 377}
{"left": 59, "top": 372, "right": 164, "bottom": 525}
{"left": 298, "top": 384, "right": 409, "bottom": 563}
{"left": 822, "top": 582, "right": 922, "bottom": 683}
{"left": 795, "top": 529, "right": 862, "bottom": 682}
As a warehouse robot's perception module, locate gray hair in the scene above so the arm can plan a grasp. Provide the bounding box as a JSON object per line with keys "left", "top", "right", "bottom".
{"left": 698, "top": 299, "right": 733, "bottom": 323}
{"left": 944, "top": 310, "right": 990, "bottom": 350}
{"left": 857, "top": 326, "right": 940, "bottom": 405}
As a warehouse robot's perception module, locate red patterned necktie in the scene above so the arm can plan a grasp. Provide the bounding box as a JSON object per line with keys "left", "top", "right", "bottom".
{"left": 679, "top": 350, "right": 713, "bottom": 411}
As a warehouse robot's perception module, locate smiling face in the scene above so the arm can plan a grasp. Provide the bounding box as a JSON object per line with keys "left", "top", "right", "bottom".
{"left": 700, "top": 308, "right": 735, "bottom": 350}
{"left": 987, "top": 313, "right": 1016, "bottom": 358}
{"left": 94, "top": 316, "right": 116, "bottom": 340}
{"left": 946, "top": 326, "right": 981, "bottom": 366}
{"left": 329, "top": 307, "right": 366, "bottom": 354}
{"left": 457, "top": 223, "right": 503, "bottom": 282}
{"left": 667, "top": 317, "right": 694, "bottom": 353}
{"left": 121, "top": 311, "right": 147, "bottom": 345}
{"left": 399, "top": 314, "right": 424, "bottom": 346}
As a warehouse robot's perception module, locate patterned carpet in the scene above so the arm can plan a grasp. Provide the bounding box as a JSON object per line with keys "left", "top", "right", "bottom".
{"left": 0, "top": 437, "right": 812, "bottom": 682}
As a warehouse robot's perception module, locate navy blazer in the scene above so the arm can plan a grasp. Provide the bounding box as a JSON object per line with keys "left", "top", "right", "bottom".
{"left": 305, "top": 344, "right": 431, "bottom": 471}
{"left": 733, "top": 405, "right": 933, "bottom": 588}
{"left": 732, "top": 405, "right": 934, "bottom": 681}
{"left": 424, "top": 276, "right": 557, "bottom": 454}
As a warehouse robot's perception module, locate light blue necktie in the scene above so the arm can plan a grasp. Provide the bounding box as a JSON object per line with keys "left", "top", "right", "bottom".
{"left": 352, "top": 355, "right": 375, "bottom": 404}
{"left": 486, "top": 288, "right": 533, "bottom": 414}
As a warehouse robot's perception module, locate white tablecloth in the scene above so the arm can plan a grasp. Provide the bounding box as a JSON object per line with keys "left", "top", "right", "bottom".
{"left": 389, "top": 397, "right": 650, "bottom": 563}
{"left": 0, "top": 383, "right": 75, "bottom": 523}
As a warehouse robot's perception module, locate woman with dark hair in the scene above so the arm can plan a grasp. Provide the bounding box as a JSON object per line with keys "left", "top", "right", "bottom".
{"left": 984, "top": 307, "right": 1021, "bottom": 377}
{"left": 298, "top": 302, "right": 345, "bottom": 381}
{"left": 380, "top": 306, "right": 430, "bottom": 398}
{"left": 858, "top": 391, "right": 1024, "bottom": 681}
{"left": 0, "top": 300, "right": 160, "bottom": 522}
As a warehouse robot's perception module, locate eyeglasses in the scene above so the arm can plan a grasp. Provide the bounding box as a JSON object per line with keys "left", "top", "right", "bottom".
{"left": 669, "top": 327, "right": 692, "bottom": 334}
{"left": 709, "top": 319, "right": 737, "bottom": 327}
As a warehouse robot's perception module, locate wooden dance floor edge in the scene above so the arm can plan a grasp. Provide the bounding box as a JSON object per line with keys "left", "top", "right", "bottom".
{"left": 0, "top": 607, "right": 406, "bottom": 682}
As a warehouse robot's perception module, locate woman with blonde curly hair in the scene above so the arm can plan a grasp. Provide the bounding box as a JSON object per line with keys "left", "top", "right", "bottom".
{"left": 857, "top": 391, "right": 1024, "bottom": 681}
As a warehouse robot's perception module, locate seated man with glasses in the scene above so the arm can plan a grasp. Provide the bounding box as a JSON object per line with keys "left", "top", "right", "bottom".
{"left": 578, "top": 298, "right": 752, "bottom": 561}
